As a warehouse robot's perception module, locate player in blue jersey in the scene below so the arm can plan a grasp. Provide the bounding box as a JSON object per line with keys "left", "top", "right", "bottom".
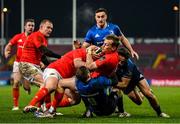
{"left": 75, "top": 66, "right": 119, "bottom": 117}
{"left": 82, "top": 8, "right": 139, "bottom": 59}
{"left": 115, "top": 47, "right": 170, "bottom": 118}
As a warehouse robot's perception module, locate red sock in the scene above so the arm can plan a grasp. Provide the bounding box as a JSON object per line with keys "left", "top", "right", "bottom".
{"left": 44, "top": 94, "right": 51, "bottom": 104}
{"left": 37, "top": 93, "right": 51, "bottom": 107}
{"left": 58, "top": 94, "right": 71, "bottom": 107}
{"left": 29, "top": 87, "right": 48, "bottom": 106}
{"left": 12, "top": 87, "right": 19, "bottom": 107}
{"left": 46, "top": 103, "right": 51, "bottom": 109}
{"left": 37, "top": 99, "right": 44, "bottom": 107}
{"left": 51, "top": 91, "right": 64, "bottom": 109}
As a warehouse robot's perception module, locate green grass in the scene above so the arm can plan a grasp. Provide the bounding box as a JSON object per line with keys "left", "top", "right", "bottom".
{"left": 0, "top": 85, "right": 180, "bottom": 123}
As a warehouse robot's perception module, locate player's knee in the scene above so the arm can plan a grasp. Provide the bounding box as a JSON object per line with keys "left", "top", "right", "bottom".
{"left": 144, "top": 90, "right": 154, "bottom": 99}
{"left": 13, "top": 80, "right": 20, "bottom": 87}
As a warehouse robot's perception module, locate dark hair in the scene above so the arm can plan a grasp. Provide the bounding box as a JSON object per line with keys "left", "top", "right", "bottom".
{"left": 95, "top": 8, "right": 108, "bottom": 15}
{"left": 76, "top": 66, "right": 90, "bottom": 83}
{"left": 105, "top": 34, "right": 120, "bottom": 48}
{"left": 117, "top": 47, "right": 131, "bottom": 59}
{"left": 24, "top": 19, "right": 35, "bottom": 26}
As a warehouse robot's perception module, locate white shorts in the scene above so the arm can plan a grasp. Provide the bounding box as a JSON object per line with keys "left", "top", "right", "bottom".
{"left": 19, "top": 62, "right": 43, "bottom": 82}
{"left": 13, "top": 61, "right": 20, "bottom": 73}
{"left": 43, "top": 68, "right": 63, "bottom": 82}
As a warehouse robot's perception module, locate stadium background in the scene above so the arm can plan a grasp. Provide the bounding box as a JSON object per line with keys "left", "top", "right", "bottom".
{"left": 0, "top": 0, "right": 180, "bottom": 123}
{"left": 0, "top": 0, "right": 179, "bottom": 86}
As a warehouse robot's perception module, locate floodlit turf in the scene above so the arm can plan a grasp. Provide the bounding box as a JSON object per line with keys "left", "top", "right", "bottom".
{"left": 0, "top": 85, "right": 180, "bottom": 123}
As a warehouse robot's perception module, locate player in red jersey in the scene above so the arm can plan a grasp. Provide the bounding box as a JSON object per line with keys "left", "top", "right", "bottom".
{"left": 23, "top": 48, "right": 87, "bottom": 113}
{"left": 19, "top": 19, "right": 60, "bottom": 87}
{"left": 26, "top": 35, "right": 121, "bottom": 118}
{"left": 4, "top": 19, "right": 35, "bottom": 111}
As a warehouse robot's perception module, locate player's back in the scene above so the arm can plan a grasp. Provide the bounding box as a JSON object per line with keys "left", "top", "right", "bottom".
{"left": 48, "top": 48, "right": 86, "bottom": 78}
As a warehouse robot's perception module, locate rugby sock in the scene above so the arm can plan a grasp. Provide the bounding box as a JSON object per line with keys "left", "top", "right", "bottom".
{"left": 155, "top": 106, "right": 162, "bottom": 116}
{"left": 51, "top": 90, "right": 64, "bottom": 108}
{"left": 37, "top": 98, "right": 45, "bottom": 107}
{"left": 45, "top": 94, "right": 71, "bottom": 109}
{"left": 50, "top": 91, "right": 64, "bottom": 113}
{"left": 58, "top": 94, "right": 71, "bottom": 107}
{"left": 29, "top": 87, "right": 48, "bottom": 106}
{"left": 117, "top": 96, "right": 124, "bottom": 113}
{"left": 44, "top": 94, "right": 51, "bottom": 104}
{"left": 46, "top": 103, "right": 51, "bottom": 109}
{"left": 37, "top": 94, "right": 51, "bottom": 107}
{"left": 12, "top": 87, "right": 19, "bottom": 107}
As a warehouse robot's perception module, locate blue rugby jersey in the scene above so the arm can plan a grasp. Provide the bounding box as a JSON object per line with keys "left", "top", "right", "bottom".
{"left": 84, "top": 23, "right": 122, "bottom": 47}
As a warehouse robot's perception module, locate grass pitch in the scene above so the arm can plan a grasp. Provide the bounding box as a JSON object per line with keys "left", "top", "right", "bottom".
{"left": 0, "top": 85, "right": 180, "bottom": 123}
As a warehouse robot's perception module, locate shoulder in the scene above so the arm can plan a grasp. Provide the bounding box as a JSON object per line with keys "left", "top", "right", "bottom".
{"left": 13, "top": 33, "right": 23, "bottom": 38}
{"left": 108, "top": 23, "right": 119, "bottom": 28}
{"left": 88, "top": 25, "right": 97, "bottom": 32}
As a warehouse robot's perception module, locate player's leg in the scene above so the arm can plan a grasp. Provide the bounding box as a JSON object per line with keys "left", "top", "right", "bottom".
{"left": 127, "top": 86, "right": 144, "bottom": 105}
{"left": 19, "top": 62, "right": 44, "bottom": 86}
{"left": 48, "top": 77, "right": 77, "bottom": 113}
{"left": 60, "top": 88, "right": 81, "bottom": 106}
{"left": 12, "top": 72, "right": 22, "bottom": 110}
{"left": 138, "top": 79, "right": 170, "bottom": 118}
{"left": 115, "top": 90, "right": 131, "bottom": 117}
{"left": 11, "top": 62, "right": 22, "bottom": 110}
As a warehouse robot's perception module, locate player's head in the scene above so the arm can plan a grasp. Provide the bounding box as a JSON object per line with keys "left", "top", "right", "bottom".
{"left": 95, "top": 8, "right": 108, "bottom": 28}
{"left": 74, "top": 40, "right": 82, "bottom": 49}
{"left": 76, "top": 66, "right": 90, "bottom": 83}
{"left": 117, "top": 47, "right": 131, "bottom": 66}
{"left": 102, "top": 34, "right": 120, "bottom": 54}
{"left": 39, "top": 19, "right": 53, "bottom": 37}
{"left": 24, "top": 19, "right": 35, "bottom": 35}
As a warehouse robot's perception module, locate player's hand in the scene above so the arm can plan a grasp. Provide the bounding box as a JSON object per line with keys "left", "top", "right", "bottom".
{"left": 73, "top": 40, "right": 82, "bottom": 49}
{"left": 4, "top": 51, "right": 11, "bottom": 59}
{"left": 130, "top": 50, "right": 139, "bottom": 60}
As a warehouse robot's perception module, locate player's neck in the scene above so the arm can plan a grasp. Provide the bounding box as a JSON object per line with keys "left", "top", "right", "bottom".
{"left": 97, "top": 22, "right": 107, "bottom": 29}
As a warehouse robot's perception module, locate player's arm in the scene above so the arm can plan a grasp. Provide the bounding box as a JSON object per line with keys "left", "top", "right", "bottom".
{"left": 41, "top": 55, "right": 50, "bottom": 66}
{"left": 85, "top": 46, "right": 102, "bottom": 70}
{"left": 39, "top": 45, "right": 61, "bottom": 58}
{"left": 82, "top": 29, "right": 92, "bottom": 48}
{"left": 4, "top": 42, "right": 13, "bottom": 58}
{"left": 74, "top": 58, "right": 86, "bottom": 68}
{"left": 109, "top": 72, "right": 119, "bottom": 86}
{"left": 118, "top": 35, "right": 139, "bottom": 59}
{"left": 116, "top": 77, "right": 131, "bottom": 89}
{"left": 82, "top": 41, "right": 91, "bottom": 48}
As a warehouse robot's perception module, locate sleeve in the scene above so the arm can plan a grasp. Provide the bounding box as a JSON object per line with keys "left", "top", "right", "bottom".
{"left": 113, "top": 24, "right": 123, "bottom": 37}
{"left": 33, "top": 35, "right": 44, "bottom": 48}
{"left": 9, "top": 34, "right": 21, "bottom": 45}
{"left": 84, "top": 29, "right": 92, "bottom": 44}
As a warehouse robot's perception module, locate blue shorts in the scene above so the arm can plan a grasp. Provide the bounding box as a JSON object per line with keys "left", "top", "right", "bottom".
{"left": 92, "top": 92, "right": 117, "bottom": 116}
{"left": 123, "top": 68, "right": 144, "bottom": 94}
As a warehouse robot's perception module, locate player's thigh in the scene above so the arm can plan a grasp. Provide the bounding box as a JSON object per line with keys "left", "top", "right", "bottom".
{"left": 13, "top": 72, "right": 22, "bottom": 83}
{"left": 59, "top": 77, "right": 76, "bottom": 91}
{"left": 19, "top": 62, "right": 43, "bottom": 81}
{"left": 138, "top": 79, "right": 152, "bottom": 96}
